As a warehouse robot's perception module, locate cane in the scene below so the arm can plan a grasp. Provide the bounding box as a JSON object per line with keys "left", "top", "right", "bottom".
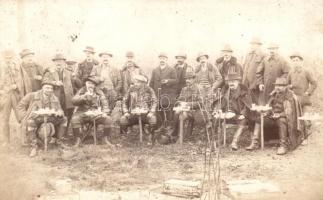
{"left": 260, "top": 112, "right": 265, "bottom": 150}
{"left": 179, "top": 111, "right": 184, "bottom": 146}
{"left": 93, "top": 118, "right": 97, "bottom": 145}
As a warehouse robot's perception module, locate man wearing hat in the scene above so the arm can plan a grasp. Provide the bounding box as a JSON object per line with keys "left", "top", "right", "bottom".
{"left": 19, "top": 49, "right": 44, "bottom": 95}
{"left": 212, "top": 72, "right": 253, "bottom": 150}
{"left": 17, "top": 80, "right": 67, "bottom": 157}
{"left": 121, "top": 51, "right": 146, "bottom": 97}
{"left": 170, "top": 71, "right": 203, "bottom": 143}
{"left": 256, "top": 43, "right": 290, "bottom": 104}
{"left": 71, "top": 76, "right": 113, "bottom": 147}
{"left": 173, "top": 53, "right": 194, "bottom": 97}
{"left": 216, "top": 44, "right": 243, "bottom": 87}
{"left": 247, "top": 78, "right": 305, "bottom": 154}
{"left": 0, "top": 50, "right": 24, "bottom": 146}
{"left": 287, "top": 52, "right": 317, "bottom": 109}
{"left": 242, "top": 38, "right": 266, "bottom": 103}
{"left": 195, "top": 52, "right": 222, "bottom": 112}
{"left": 43, "top": 54, "right": 76, "bottom": 132}
{"left": 120, "top": 74, "right": 158, "bottom": 145}
{"left": 75, "top": 46, "right": 99, "bottom": 89}
{"left": 149, "top": 53, "right": 178, "bottom": 131}
{"left": 91, "top": 51, "right": 122, "bottom": 110}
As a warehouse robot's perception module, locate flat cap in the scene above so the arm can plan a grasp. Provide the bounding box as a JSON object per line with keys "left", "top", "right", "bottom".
{"left": 158, "top": 52, "right": 168, "bottom": 58}
{"left": 99, "top": 52, "right": 113, "bottom": 57}
{"left": 134, "top": 74, "right": 148, "bottom": 83}
{"left": 175, "top": 53, "right": 187, "bottom": 59}
{"left": 221, "top": 44, "right": 233, "bottom": 52}
{"left": 52, "top": 53, "right": 66, "bottom": 61}
{"left": 289, "top": 52, "right": 303, "bottom": 60}
{"left": 250, "top": 37, "right": 262, "bottom": 45}
{"left": 83, "top": 46, "right": 95, "bottom": 54}
{"left": 126, "top": 51, "right": 134, "bottom": 58}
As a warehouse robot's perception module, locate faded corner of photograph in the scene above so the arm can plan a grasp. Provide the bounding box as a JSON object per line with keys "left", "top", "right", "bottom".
{"left": 0, "top": 0, "right": 323, "bottom": 199}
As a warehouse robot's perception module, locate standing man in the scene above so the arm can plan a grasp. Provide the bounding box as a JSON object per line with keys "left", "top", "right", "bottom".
{"left": 75, "top": 46, "right": 99, "bottom": 89}
{"left": 19, "top": 49, "right": 43, "bottom": 95}
{"left": 195, "top": 53, "right": 222, "bottom": 112}
{"left": 287, "top": 52, "right": 317, "bottom": 110}
{"left": 0, "top": 50, "right": 24, "bottom": 146}
{"left": 256, "top": 43, "right": 290, "bottom": 104}
{"left": 120, "top": 51, "right": 146, "bottom": 97}
{"left": 71, "top": 76, "right": 113, "bottom": 147}
{"left": 43, "top": 54, "right": 75, "bottom": 132}
{"left": 149, "top": 53, "right": 178, "bottom": 131}
{"left": 242, "top": 38, "right": 266, "bottom": 103}
{"left": 91, "top": 51, "right": 122, "bottom": 110}
{"left": 216, "top": 45, "right": 243, "bottom": 87}
{"left": 173, "top": 53, "right": 193, "bottom": 97}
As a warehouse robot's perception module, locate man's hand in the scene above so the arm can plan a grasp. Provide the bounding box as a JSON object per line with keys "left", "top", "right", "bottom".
{"left": 147, "top": 112, "right": 154, "bottom": 118}
{"left": 272, "top": 113, "right": 280, "bottom": 119}
{"left": 304, "top": 92, "right": 310, "bottom": 96}
{"left": 56, "top": 80, "right": 63, "bottom": 86}
{"left": 238, "top": 115, "right": 245, "bottom": 120}
{"left": 10, "top": 84, "right": 18, "bottom": 90}
{"left": 161, "top": 79, "right": 168, "bottom": 84}
{"left": 34, "top": 75, "right": 42, "bottom": 80}
{"left": 124, "top": 112, "right": 131, "bottom": 118}
{"left": 259, "top": 84, "right": 265, "bottom": 91}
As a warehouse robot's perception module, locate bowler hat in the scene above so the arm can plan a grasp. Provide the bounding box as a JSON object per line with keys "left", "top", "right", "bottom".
{"left": 99, "top": 52, "right": 113, "bottom": 57}
{"left": 20, "top": 49, "right": 35, "bottom": 59}
{"left": 274, "top": 77, "right": 288, "bottom": 86}
{"left": 52, "top": 53, "right": 66, "bottom": 61}
{"left": 289, "top": 52, "right": 303, "bottom": 60}
{"left": 267, "top": 43, "right": 279, "bottom": 49}
{"left": 221, "top": 44, "right": 233, "bottom": 52}
{"left": 66, "top": 60, "right": 77, "bottom": 65}
{"left": 250, "top": 37, "right": 262, "bottom": 45}
{"left": 85, "top": 76, "right": 100, "bottom": 85}
{"left": 134, "top": 74, "right": 148, "bottom": 83}
{"left": 175, "top": 53, "right": 187, "bottom": 59}
{"left": 126, "top": 51, "right": 134, "bottom": 58}
{"left": 196, "top": 53, "right": 209, "bottom": 62}
{"left": 158, "top": 52, "right": 168, "bottom": 59}
{"left": 83, "top": 46, "right": 95, "bottom": 54}
{"left": 225, "top": 72, "right": 242, "bottom": 81}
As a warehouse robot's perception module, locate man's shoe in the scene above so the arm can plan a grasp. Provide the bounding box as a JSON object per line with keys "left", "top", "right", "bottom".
{"left": 246, "top": 141, "right": 259, "bottom": 151}
{"left": 103, "top": 136, "right": 115, "bottom": 148}
{"left": 73, "top": 137, "right": 82, "bottom": 147}
{"left": 231, "top": 142, "right": 238, "bottom": 151}
{"left": 276, "top": 146, "right": 287, "bottom": 155}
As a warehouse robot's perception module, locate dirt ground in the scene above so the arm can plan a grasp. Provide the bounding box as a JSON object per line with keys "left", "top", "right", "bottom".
{"left": 1, "top": 89, "right": 323, "bottom": 200}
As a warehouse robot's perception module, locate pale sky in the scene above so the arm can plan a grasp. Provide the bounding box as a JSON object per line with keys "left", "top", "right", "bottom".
{"left": 1, "top": 0, "right": 323, "bottom": 73}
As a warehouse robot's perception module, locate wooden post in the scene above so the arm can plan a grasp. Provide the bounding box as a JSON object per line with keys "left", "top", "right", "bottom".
{"left": 260, "top": 112, "right": 264, "bottom": 150}
{"left": 138, "top": 114, "right": 143, "bottom": 143}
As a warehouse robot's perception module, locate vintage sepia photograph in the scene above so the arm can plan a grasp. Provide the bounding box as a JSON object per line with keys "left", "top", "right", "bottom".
{"left": 0, "top": 0, "right": 323, "bottom": 199}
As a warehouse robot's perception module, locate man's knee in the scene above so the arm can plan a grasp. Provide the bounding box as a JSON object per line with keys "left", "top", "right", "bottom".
{"left": 148, "top": 114, "right": 157, "bottom": 125}
{"left": 120, "top": 115, "right": 129, "bottom": 126}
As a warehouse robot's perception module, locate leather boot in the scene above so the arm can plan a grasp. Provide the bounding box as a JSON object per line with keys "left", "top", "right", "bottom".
{"left": 231, "top": 126, "right": 244, "bottom": 151}
{"left": 73, "top": 128, "right": 82, "bottom": 147}
{"left": 277, "top": 121, "right": 288, "bottom": 155}
{"left": 246, "top": 123, "right": 260, "bottom": 151}
{"left": 56, "top": 126, "right": 67, "bottom": 147}
{"left": 103, "top": 128, "right": 115, "bottom": 148}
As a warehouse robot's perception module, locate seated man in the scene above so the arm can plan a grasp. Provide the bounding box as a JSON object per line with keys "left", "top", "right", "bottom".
{"left": 171, "top": 72, "right": 202, "bottom": 143}
{"left": 120, "top": 75, "right": 157, "bottom": 145}
{"left": 71, "top": 76, "right": 113, "bottom": 147}
{"left": 17, "top": 81, "right": 67, "bottom": 157}
{"left": 212, "top": 72, "right": 253, "bottom": 150}
{"left": 247, "top": 78, "right": 305, "bottom": 155}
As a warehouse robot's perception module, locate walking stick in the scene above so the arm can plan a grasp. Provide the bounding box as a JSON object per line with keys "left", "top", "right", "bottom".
{"left": 44, "top": 115, "right": 48, "bottom": 152}
{"left": 93, "top": 118, "right": 97, "bottom": 145}
{"left": 179, "top": 113, "right": 184, "bottom": 146}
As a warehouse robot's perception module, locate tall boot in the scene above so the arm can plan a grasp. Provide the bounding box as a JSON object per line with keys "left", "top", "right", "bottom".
{"left": 103, "top": 128, "right": 114, "bottom": 148}
{"left": 231, "top": 126, "right": 244, "bottom": 151}
{"left": 56, "top": 126, "right": 67, "bottom": 147}
{"left": 277, "top": 121, "right": 288, "bottom": 155}
{"left": 73, "top": 128, "right": 82, "bottom": 147}
{"left": 246, "top": 123, "right": 260, "bottom": 151}
{"left": 28, "top": 129, "right": 38, "bottom": 157}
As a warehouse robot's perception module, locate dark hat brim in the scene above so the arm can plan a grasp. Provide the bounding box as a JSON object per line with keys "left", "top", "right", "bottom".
{"left": 290, "top": 55, "right": 303, "bottom": 60}
{"left": 20, "top": 52, "right": 35, "bottom": 58}
{"left": 99, "top": 53, "right": 113, "bottom": 57}
{"left": 84, "top": 49, "right": 95, "bottom": 54}
{"left": 196, "top": 55, "right": 209, "bottom": 61}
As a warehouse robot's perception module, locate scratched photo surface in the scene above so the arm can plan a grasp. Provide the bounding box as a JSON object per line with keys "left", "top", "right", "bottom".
{"left": 0, "top": 0, "right": 323, "bottom": 200}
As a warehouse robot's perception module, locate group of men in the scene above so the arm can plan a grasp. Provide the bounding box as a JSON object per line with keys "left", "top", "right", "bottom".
{"left": 0, "top": 37, "right": 317, "bottom": 157}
